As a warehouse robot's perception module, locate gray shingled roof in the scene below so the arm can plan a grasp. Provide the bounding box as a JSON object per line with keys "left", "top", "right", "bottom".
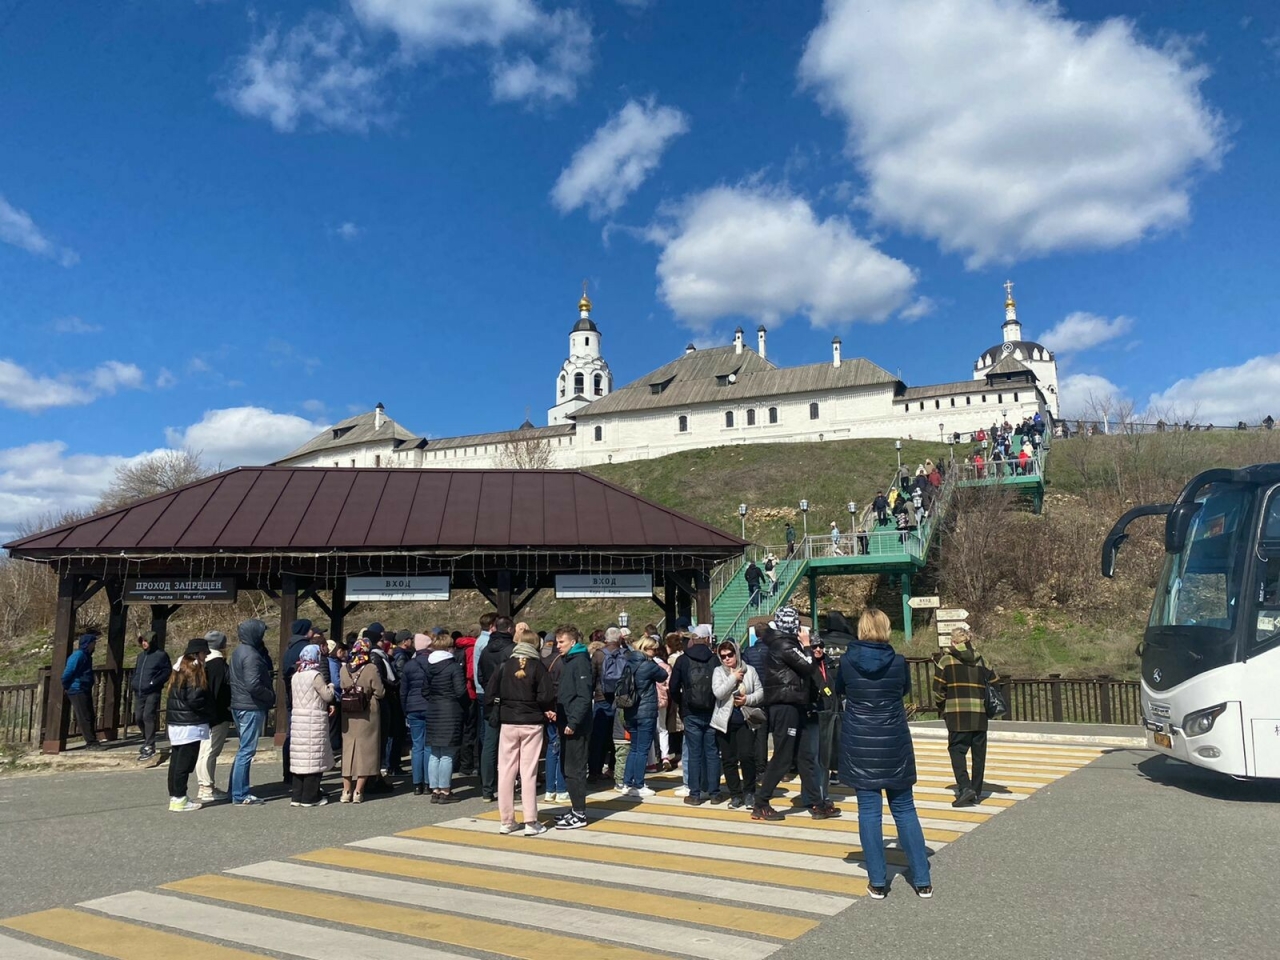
{"left": 975, "top": 340, "right": 1054, "bottom": 369}
{"left": 275, "top": 410, "right": 418, "bottom": 463}
{"left": 899, "top": 379, "right": 994, "bottom": 401}
{"left": 426, "top": 423, "right": 576, "bottom": 451}
{"left": 574, "top": 346, "right": 896, "bottom": 417}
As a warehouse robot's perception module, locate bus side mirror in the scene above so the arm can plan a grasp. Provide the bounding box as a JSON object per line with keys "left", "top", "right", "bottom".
{"left": 1166, "top": 502, "right": 1202, "bottom": 554}
{"left": 1101, "top": 533, "right": 1126, "bottom": 579}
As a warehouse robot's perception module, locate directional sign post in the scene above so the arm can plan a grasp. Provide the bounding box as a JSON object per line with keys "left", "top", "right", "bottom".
{"left": 907, "top": 595, "right": 940, "bottom": 610}
{"left": 936, "top": 608, "right": 968, "bottom": 621}
{"left": 935, "top": 606, "right": 969, "bottom": 647}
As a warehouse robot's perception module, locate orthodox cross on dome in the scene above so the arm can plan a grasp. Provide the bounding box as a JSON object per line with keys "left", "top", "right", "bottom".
{"left": 1004, "top": 279, "right": 1015, "bottom": 306}
{"left": 579, "top": 279, "right": 592, "bottom": 315}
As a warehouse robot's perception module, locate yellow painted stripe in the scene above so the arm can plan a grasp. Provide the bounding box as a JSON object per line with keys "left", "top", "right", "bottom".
{"left": 655, "top": 778, "right": 1036, "bottom": 799}
{"left": 2, "top": 908, "right": 271, "bottom": 960}
{"left": 586, "top": 796, "right": 995, "bottom": 827}
{"left": 399, "top": 825, "right": 868, "bottom": 896}
{"left": 297, "top": 847, "right": 816, "bottom": 940}
{"left": 166, "top": 874, "right": 676, "bottom": 960}
{"left": 474, "top": 805, "right": 965, "bottom": 844}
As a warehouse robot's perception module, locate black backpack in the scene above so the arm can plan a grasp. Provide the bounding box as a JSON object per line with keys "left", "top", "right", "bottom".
{"left": 684, "top": 656, "right": 715, "bottom": 712}
{"left": 613, "top": 664, "right": 639, "bottom": 710}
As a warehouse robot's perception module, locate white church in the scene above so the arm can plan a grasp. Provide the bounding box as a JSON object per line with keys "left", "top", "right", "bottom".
{"left": 277, "top": 283, "right": 1058, "bottom": 471}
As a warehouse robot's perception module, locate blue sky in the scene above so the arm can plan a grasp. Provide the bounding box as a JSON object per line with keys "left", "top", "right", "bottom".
{"left": 2, "top": 0, "right": 1278, "bottom": 534}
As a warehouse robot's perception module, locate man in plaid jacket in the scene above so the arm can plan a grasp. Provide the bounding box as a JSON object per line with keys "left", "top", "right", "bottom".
{"left": 933, "top": 628, "right": 999, "bottom": 807}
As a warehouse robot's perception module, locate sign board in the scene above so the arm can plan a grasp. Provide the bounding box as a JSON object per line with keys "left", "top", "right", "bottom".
{"left": 556, "top": 573, "right": 654, "bottom": 599}
{"left": 124, "top": 578, "right": 237, "bottom": 603}
{"left": 936, "top": 619, "right": 968, "bottom": 634}
{"left": 347, "top": 576, "right": 450, "bottom": 602}
{"left": 936, "top": 608, "right": 969, "bottom": 620}
{"left": 907, "top": 595, "right": 940, "bottom": 609}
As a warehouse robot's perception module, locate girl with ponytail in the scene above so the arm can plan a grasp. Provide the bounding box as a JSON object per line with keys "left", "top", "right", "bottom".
{"left": 486, "top": 627, "right": 555, "bottom": 836}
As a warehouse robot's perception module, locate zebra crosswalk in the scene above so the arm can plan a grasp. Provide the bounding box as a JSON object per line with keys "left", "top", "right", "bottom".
{"left": 0, "top": 737, "right": 1104, "bottom": 960}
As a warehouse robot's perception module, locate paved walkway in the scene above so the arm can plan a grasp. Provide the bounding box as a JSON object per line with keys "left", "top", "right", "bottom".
{"left": 0, "top": 737, "right": 1101, "bottom": 959}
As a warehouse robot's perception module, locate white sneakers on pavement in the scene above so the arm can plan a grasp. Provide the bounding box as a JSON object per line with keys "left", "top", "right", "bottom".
{"left": 168, "top": 797, "right": 202, "bottom": 813}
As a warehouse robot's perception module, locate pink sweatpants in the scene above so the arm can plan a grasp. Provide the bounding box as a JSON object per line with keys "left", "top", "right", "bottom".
{"left": 498, "top": 723, "right": 544, "bottom": 826}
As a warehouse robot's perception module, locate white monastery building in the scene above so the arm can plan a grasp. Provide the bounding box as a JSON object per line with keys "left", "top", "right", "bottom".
{"left": 277, "top": 283, "right": 1057, "bottom": 471}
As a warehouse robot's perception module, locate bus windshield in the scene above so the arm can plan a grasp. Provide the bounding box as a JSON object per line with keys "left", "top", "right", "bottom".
{"left": 1149, "top": 483, "right": 1252, "bottom": 632}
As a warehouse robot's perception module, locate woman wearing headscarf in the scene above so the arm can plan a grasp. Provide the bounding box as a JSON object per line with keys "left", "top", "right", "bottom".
{"left": 289, "top": 643, "right": 336, "bottom": 807}
{"left": 401, "top": 633, "right": 434, "bottom": 795}
{"left": 166, "top": 638, "right": 212, "bottom": 812}
{"left": 423, "top": 632, "right": 467, "bottom": 803}
{"left": 487, "top": 627, "right": 556, "bottom": 835}
{"left": 339, "top": 637, "right": 385, "bottom": 803}
{"left": 835, "top": 607, "right": 932, "bottom": 900}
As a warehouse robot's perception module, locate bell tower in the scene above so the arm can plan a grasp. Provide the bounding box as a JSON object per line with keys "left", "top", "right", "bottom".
{"left": 548, "top": 282, "right": 612, "bottom": 425}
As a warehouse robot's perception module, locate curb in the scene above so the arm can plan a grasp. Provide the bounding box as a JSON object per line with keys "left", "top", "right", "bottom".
{"left": 909, "top": 725, "right": 1146, "bottom": 748}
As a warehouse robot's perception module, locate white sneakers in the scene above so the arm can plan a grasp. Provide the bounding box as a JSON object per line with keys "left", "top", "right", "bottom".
{"left": 543, "top": 791, "right": 556, "bottom": 802}
{"left": 635, "top": 786, "right": 656, "bottom": 797}
{"left": 197, "top": 787, "right": 228, "bottom": 803}
{"left": 499, "top": 822, "right": 517, "bottom": 835}
{"left": 555, "top": 791, "right": 571, "bottom": 802}
{"left": 673, "top": 786, "right": 691, "bottom": 798}
{"left": 523, "top": 822, "right": 548, "bottom": 837}
{"left": 168, "top": 797, "right": 202, "bottom": 813}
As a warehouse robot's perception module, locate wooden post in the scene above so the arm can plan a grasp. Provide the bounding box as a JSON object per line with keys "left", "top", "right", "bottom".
{"left": 101, "top": 580, "right": 128, "bottom": 741}
{"left": 42, "top": 573, "right": 80, "bottom": 754}
{"left": 1049, "top": 674, "right": 1064, "bottom": 723}
{"left": 495, "top": 570, "right": 513, "bottom": 618}
{"left": 150, "top": 604, "right": 173, "bottom": 648}
{"left": 694, "top": 570, "right": 711, "bottom": 628}
{"left": 1098, "top": 678, "right": 1113, "bottom": 724}
{"left": 662, "top": 574, "right": 677, "bottom": 632}
{"left": 808, "top": 574, "right": 819, "bottom": 627}
{"left": 330, "top": 578, "right": 347, "bottom": 643}
{"left": 275, "top": 573, "right": 298, "bottom": 746}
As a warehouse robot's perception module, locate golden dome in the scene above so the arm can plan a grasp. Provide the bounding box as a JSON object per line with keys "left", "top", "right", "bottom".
{"left": 579, "top": 280, "right": 592, "bottom": 313}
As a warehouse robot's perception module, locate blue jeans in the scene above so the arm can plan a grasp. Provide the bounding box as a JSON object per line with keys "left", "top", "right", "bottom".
{"left": 624, "top": 716, "right": 657, "bottom": 788}
{"left": 683, "top": 713, "right": 716, "bottom": 798}
{"left": 230, "top": 709, "right": 265, "bottom": 802}
{"left": 407, "top": 712, "right": 428, "bottom": 785}
{"left": 589, "top": 700, "right": 615, "bottom": 775}
{"left": 545, "top": 723, "right": 566, "bottom": 794}
{"left": 428, "top": 746, "right": 456, "bottom": 790}
{"left": 681, "top": 730, "right": 721, "bottom": 794}
{"left": 855, "top": 787, "right": 932, "bottom": 888}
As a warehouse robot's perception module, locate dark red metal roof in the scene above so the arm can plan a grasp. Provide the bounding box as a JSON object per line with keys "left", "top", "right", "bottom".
{"left": 4, "top": 467, "right": 746, "bottom": 556}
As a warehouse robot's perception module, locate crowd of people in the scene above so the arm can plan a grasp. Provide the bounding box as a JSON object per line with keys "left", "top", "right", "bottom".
{"left": 962, "top": 414, "right": 1047, "bottom": 480}
{"left": 63, "top": 602, "right": 1001, "bottom": 898}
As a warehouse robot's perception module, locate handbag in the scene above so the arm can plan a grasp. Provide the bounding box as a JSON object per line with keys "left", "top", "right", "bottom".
{"left": 741, "top": 705, "right": 767, "bottom": 727}
{"left": 340, "top": 684, "right": 368, "bottom": 712}
{"left": 983, "top": 672, "right": 1006, "bottom": 719}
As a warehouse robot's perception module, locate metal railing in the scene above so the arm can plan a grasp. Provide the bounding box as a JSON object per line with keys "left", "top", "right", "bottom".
{"left": 0, "top": 682, "right": 41, "bottom": 744}
{"left": 953, "top": 455, "right": 1043, "bottom": 483}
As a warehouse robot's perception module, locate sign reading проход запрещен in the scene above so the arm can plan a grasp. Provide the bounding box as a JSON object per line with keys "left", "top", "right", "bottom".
{"left": 124, "top": 578, "right": 238, "bottom": 603}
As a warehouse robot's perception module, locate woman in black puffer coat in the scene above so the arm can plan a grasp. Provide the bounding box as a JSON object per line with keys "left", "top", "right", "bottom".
{"left": 835, "top": 608, "right": 932, "bottom": 900}
{"left": 422, "top": 634, "right": 467, "bottom": 802}
{"left": 166, "top": 638, "right": 213, "bottom": 812}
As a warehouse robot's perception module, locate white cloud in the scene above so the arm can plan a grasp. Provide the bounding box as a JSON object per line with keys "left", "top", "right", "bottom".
{"left": 650, "top": 184, "right": 917, "bottom": 329}
{"left": 333, "top": 221, "right": 362, "bottom": 240}
{"left": 900, "top": 296, "right": 936, "bottom": 321}
{"left": 88, "top": 361, "right": 145, "bottom": 394}
{"left": 165, "top": 406, "right": 329, "bottom": 467}
{"left": 1146, "top": 354, "right": 1280, "bottom": 424}
{"left": 156, "top": 368, "right": 178, "bottom": 389}
{"left": 1059, "top": 373, "right": 1127, "bottom": 419}
{"left": 220, "top": 12, "right": 389, "bottom": 133}
{"left": 300, "top": 398, "right": 327, "bottom": 416}
{"left": 617, "top": 0, "right": 653, "bottom": 9}
{"left": 50, "top": 316, "right": 101, "bottom": 335}
{"left": 0, "top": 358, "right": 147, "bottom": 413}
{"left": 0, "top": 195, "right": 78, "bottom": 266}
{"left": 799, "top": 0, "right": 1226, "bottom": 267}
{"left": 552, "top": 98, "right": 689, "bottom": 218}
{"left": 352, "top": 0, "right": 593, "bottom": 104}
{"left": 1040, "top": 312, "right": 1134, "bottom": 354}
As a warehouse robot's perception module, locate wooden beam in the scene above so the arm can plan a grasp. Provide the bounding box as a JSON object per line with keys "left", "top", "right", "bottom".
{"left": 275, "top": 573, "right": 299, "bottom": 745}
{"left": 694, "top": 570, "right": 712, "bottom": 628}
{"left": 329, "top": 579, "right": 347, "bottom": 644}
{"left": 495, "top": 570, "right": 513, "bottom": 618}
{"left": 150, "top": 605, "right": 176, "bottom": 647}
{"left": 71, "top": 578, "right": 106, "bottom": 611}
{"left": 101, "top": 580, "right": 127, "bottom": 741}
{"left": 42, "top": 574, "right": 80, "bottom": 754}
{"left": 302, "top": 588, "right": 333, "bottom": 620}
{"left": 473, "top": 573, "right": 497, "bottom": 607}
{"left": 510, "top": 585, "right": 541, "bottom": 617}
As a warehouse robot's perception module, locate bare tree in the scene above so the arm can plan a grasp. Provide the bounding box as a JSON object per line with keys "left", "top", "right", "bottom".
{"left": 502, "top": 435, "right": 555, "bottom": 470}
{"left": 99, "top": 448, "right": 212, "bottom": 510}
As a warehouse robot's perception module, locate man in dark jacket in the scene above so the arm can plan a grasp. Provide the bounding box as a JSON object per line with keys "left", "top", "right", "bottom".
{"left": 669, "top": 628, "right": 720, "bottom": 805}
{"left": 799, "top": 619, "right": 846, "bottom": 818}
{"left": 131, "top": 631, "right": 172, "bottom": 760}
{"left": 227, "top": 619, "right": 274, "bottom": 805}
{"left": 196, "top": 630, "right": 233, "bottom": 802}
{"left": 744, "top": 561, "right": 764, "bottom": 610}
{"left": 553, "top": 624, "right": 594, "bottom": 830}
{"left": 873, "top": 491, "right": 889, "bottom": 526}
{"left": 753, "top": 606, "right": 823, "bottom": 822}
{"left": 741, "top": 626, "right": 770, "bottom": 786}
{"left": 61, "top": 633, "right": 101, "bottom": 749}
{"left": 475, "top": 615, "right": 515, "bottom": 801}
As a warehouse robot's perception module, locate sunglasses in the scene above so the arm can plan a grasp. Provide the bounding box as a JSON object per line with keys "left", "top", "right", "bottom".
{"left": 718, "top": 652, "right": 736, "bottom": 660}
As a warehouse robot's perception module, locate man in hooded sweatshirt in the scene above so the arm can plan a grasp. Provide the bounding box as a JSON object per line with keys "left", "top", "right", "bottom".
{"left": 228, "top": 619, "right": 274, "bottom": 805}
{"left": 753, "top": 606, "right": 824, "bottom": 822}
{"left": 476, "top": 616, "right": 516, "bottom": 802}
{"left": 131, "top": 630, "right": 172, "bottom": 761}
{"left": 281, "top": 618, "right": 318, "bottom": 786}
{"left": 61, "top": 633, "right": 101, "bottom": 749}
{"left": 196, "top": 630, "right": 233, "bottom": 801}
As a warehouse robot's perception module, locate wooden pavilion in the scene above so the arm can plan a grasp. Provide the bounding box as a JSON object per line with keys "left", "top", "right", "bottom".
{"left": 3, "top": 467, "right": 746, "bottom": 753}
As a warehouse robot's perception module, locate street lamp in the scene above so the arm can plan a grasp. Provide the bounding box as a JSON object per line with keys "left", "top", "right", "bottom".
{"left": 738, "top": 503, "right": 748, "bottom": 539}
{"left": 894, "top": 440, "right": 902, "bottom": 479}
{"left": 799, "top": 499, "right": 809, "bottom": 540}
{"left": 618, "top": 611, "right": 629, "bottom": 629}
{"left": 847, "top": 500, "right": 857, "bottom": 554}
{"left": 939, "top": 423, "right": 944, "bottom": 444}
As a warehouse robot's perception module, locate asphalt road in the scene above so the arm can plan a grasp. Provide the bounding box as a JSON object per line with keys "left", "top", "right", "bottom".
{"left": 2, "top": 740, "right": 1277, "bottom": 959}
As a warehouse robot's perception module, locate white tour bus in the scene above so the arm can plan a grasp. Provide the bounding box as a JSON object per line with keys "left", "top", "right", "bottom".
{"left": 1103, "top": 464, "right": 1280, "bottom": 779}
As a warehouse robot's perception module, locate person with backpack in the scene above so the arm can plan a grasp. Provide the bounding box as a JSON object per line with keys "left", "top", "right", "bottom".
{"left": 589, "top": 627, "right": 627, "bottom": 782}
{"left": 553, "top": 625, "right": 594, "bottom": 830}
{"left": 753, "top": 607, "right": 823, "bottom": 822}
{"left": 744, "top": 561, "right": 764, "bottom": 609}
{"left": 933, "top": 627, "right": 1000, "bottom": 807}
{"left": 476, "top": 616, "right": 516, "bottom": 801}
{"left": 487, "top": 628, "right": 556, "bottom": 836}
{"left": 668, "top": 626, "right": 719, "bottom": 805}
{"left": 617, "top": 636, "right": 668, "bottom": 797}
{"left": 422, "top": 633, "right": 466, "bottom": 803}
{"left": 542, "top": 638, "right": 569, "bottom": 803}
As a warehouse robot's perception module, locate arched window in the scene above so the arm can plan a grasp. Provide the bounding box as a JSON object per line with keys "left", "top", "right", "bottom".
{"left": 678, "top": 415, "right": 688, "bottom": 433}
{"left": 746, "top": 409, "right": 756, "bottom": 426}
{"left": 1013, "top": 392, "right": 1019, "bottom": 402}
{"left": 725, "top": 411, "right": 735, "bottom": 428}
{"left": 559, "top": 375, "right": 566, "bottom": 399}
{"left": 809, "top": 402, "right": 820, "bottom": 420}
{"left": 950, "top": 398, "right": 955, "bottom": 407}
{"left": 593, "top": 373, "right": 603, "bottom": 396}
{"left": 585, "top": 336, "right": 590, "bottom": 347}
{"left": 593, "top": 425, "right": 602, "bottom": 441}
{"left": 934, "top": 399, "right": 940, "bottom": 409}
{"left": 768, "top": 407, "right": 778, "bottom": 424}
{"left": 919, "top": 401, "right": 925, "bottom": 411}
{"left": 574, "top": 372, "right": 584, "bottom": 395}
